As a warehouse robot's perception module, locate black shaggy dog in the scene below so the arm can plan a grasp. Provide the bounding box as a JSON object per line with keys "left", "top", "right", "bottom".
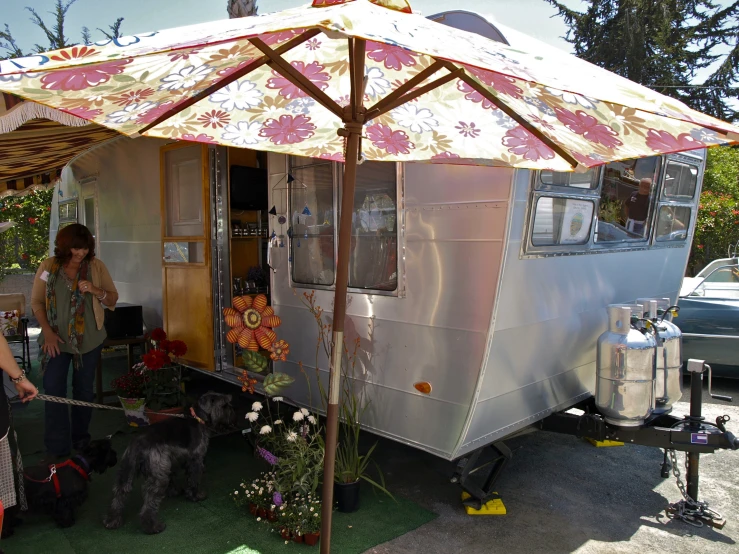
{"left": 103, "top": 392, "right": 234, "bottom": 534}
{"left": 12, "top": 438, "right": 118, "bottom": 532}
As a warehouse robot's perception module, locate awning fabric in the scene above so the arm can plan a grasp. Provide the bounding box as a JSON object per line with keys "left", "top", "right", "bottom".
{"left": 0, "top": 93, "right": 119, "bottom": 196}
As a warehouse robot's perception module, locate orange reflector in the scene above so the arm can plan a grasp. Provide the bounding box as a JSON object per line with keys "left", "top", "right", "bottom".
{"left": 414, "top": 382, "right": 432, "bottom": 394}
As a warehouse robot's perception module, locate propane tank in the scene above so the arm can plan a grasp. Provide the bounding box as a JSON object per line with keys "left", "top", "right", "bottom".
{"left": 595, "top": 304, "right": 657, "bottom": 427}
{"left": 637, "top": 297, "right": 683, "bottom": 414}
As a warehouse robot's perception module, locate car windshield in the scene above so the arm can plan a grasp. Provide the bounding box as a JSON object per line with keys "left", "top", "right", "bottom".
{"left": 683, "top": 262, "right": 739, "bottom": 298}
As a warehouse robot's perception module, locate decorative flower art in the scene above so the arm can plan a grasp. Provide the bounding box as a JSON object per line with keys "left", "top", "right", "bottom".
{"left": 224, "top": 294, "right": 281, "bottom": 351}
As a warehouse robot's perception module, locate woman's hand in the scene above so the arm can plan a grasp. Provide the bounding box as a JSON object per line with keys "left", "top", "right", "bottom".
{"left": 77, "top": 280, "right": 100, "bottom": 296}
{"left": 14, "top": 378, "right": 38, "bottom": 402}
{"left": 42, "top": 329, "right": 65, "bottom": 358}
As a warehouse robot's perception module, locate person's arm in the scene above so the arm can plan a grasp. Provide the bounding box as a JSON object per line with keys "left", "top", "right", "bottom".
{"left": 79, "top": 260, "right": 118, "bottom": 308}
{"left": 31, "top": 260, "right": 64, "bottom": 357}
{"left": 0, "top": 334, "right": 38, "bottom": 402}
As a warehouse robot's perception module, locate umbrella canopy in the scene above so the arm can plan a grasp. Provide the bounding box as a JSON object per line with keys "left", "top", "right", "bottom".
{"left": 3, "top": 2, "right": 739, "bottom": 551}
{"left": 0, "top": 0, "right": 737, "bottom": 171}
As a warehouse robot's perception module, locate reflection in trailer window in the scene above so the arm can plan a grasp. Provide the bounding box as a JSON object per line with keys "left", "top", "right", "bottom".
{"left": 663, "top": 161, "right": 698, "bottom": 200}
{"left": 289, "top": 157, "right": 399, "bottom": 292}
{"left": 344, "top": 161, "right": 398, "bottom": 291}
{"left": 655, "top": 205, "right": 691, "bottom": 242}
{"left": 596, "top": 156, "right": 660, "bottom": 243}
{"left": 531, "top": 197, "right": 594, "bottom": 246}
{"left": 290, "top": 158, "right": 335, "bottom": 286}
{"left": 538, "top": 168, "right": 599, "bottom": 189}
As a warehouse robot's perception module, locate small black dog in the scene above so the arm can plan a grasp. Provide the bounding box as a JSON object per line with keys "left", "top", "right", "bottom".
{"left": 13, "top": 438, "right": 118, "bottom": 531}
{"left": 103, "top": 392, "right": 234, "bottom": 534}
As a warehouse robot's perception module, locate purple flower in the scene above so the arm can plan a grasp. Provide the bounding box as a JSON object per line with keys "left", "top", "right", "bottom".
{"left": 257, "top": 446, "right": 279, "bottom": 466}
{"left": 273, "top": 491, "right": 283, "bottom": 506}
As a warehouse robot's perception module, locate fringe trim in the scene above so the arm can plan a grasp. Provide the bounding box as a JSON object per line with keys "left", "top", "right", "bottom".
{"left": 0, "top": 101, "right": 89, "bottom": 134}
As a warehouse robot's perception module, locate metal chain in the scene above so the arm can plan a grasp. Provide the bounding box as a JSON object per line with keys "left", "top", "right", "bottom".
{"left": 35, "top": 394, "right": 186, "bottom": 418}
{"left": 666, "top": 449, "right": 722, "bottom": 527}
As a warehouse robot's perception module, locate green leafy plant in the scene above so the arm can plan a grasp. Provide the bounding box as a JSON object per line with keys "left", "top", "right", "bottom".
{"left": 0, "top": 189, "right": 53, "bottom": 282}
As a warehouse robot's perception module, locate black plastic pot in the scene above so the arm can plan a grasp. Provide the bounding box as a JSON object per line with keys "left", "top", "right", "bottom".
{"left": 334, "top": 480, "right": 361, "bottom": 513}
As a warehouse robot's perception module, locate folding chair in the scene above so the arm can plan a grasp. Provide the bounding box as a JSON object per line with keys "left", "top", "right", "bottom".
{"left": 0, "top": 293, "right": 32, "bottom": 373}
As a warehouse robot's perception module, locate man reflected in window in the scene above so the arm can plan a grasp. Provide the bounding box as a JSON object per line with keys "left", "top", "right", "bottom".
{"left": 624, "top": 178, "right": 652, "bottom": 235}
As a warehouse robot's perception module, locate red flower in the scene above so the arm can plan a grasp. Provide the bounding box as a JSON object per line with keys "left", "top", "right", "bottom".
{"left": 572, "top": 152, "right": 601, "bottom": 167}
{"left": 469, "top": 67, "right": 523, "bottom": 99}
{"left": 136, "top": 100, "right": 181, "bottom": 125}
{"left": 709, "top": 211, "right": 717, "bottom": 216}
{"left": 181, "top": 133, "right": 218, "bottom": 144}
{"left": 645, "top": 129, "right": 705, "bottom": 153}
{"left": 49, "top": 45, "right": 98, "bottom": 62}
{"left": 366, "top": 41, "right": 417, "bottom": 71}
{"left": 259, "top": 114, "right": 316, "bottom": 145}
{"left": 142, "top": 349, "right": 170, "bottom": 370}
{"left": 151, "top": 328, "right": 167, "bottom": 341}
{"left": 197, "top": 109, "right": 231, "bottom": 129}
{"left": 319, "top": 152, "right": 345, "bottom": 162}
{"left": 170, "top": 340, "right": 187, "bottom": 357}
{"left": 111, "top": 88, "right": 155, "bottom": 107}
{"left": 27, "top": 217, "right": 38, "bottom": 224}
{"left": 65, "top": 106, "right": 104, "bottom": 119}
{"left": 697, "top": 244, "right": 704, "bottom": 249}
{"left": 431, "top": 151, "right": 461, "bottom": 160}
{"left": 262, "top": 29, "right": 306, "bottom": 47}
{"left": 159, "top": 339, "right": 172, "bottom": 353}
{"left": 40, "top": 58, "right": 132, "bottom": 91}
{"left": 21, "top": 253, "right": 29, "bottom": 260}
{"left": 266, "top": 61, "right": 330, "bottom": 100}
{"left": 502, "top": 126, "right": 555, "bottom": 162}
{"left": 554, "top": 107, "right": 622, "bottom": 149}
{"left": 366, "top": 123, "right": 414, "bottom": 155}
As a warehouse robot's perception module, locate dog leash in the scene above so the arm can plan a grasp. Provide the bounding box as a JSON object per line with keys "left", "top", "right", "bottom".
{"left": 34, "top": 394, "right": 186, "bottom": 418}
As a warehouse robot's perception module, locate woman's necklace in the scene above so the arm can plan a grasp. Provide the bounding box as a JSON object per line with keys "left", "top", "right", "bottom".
{"left": 60, "top": 264, "right": 78, "bottom": 292}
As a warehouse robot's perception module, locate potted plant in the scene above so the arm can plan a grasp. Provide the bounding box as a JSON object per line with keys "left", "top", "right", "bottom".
{"left": 139, "top": 328, "right": 188, "bottom": 423}
{"left": 297, "top": 495, "right": 321, "bottom": 546}
{"left": 111, "top": 371, "right": 150, "bottom": 427}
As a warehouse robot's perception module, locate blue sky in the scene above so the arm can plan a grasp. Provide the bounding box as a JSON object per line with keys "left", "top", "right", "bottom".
{"left": 1, "top": 0, "right": 578, "bottom": 54}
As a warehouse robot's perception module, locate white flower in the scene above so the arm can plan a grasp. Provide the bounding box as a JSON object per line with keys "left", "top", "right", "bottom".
{"left": 307, "top": 415, "right": 317, "bottom": 425}
{"left": 256, "top": 517, "right": 261, "bottom": 522}
{"left": 300, "top": 408, "right": 309, "bottom": 416}
{"left": 365, "top": 66, "right": 390, "bottom": 99}
{"left": 274, "top": 419, "right": 283, "bottom": 425}
{"left": 252, "top": 401, "right": 263, "bottom": 412}
{"left": 287, "top": 431, "right": 298, "bottom": 442}
{"left": 273, "top": 396, "right": 283, "bottom": 402}
{"left": 106, "top": 101, "right": 156, "bottom": 124}
{"left": 246, "top": 412, "right": 259, "bottom": 422}
{"left": 234, "top": 491, "right": 239, "bottom": 495}
{"left": 221, "top": 120, "right": 263, "bottom": 146}
{"left": 293, "top": 411, "right": 305, "bottom": 422}
{"left": 259, "top": 425, "right": 272, "bottom": 435}
{"left": 391, "top": 104, "right": 438, "bottom": 134}
{"left": 544, "top": 87, "right": 598, "bottom": 109}
{"left": 209, "top": 80, "right": 263, "bottom": 111}
{"left": 310, "top": 507, "right": 314, "bottom": 512}
{"left": 159, "top": 64, "right": 213, "bottom": 91}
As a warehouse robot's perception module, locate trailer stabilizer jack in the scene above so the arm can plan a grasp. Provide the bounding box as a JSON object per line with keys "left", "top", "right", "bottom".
{"left": 451, "top": 441, "right": 511, "bottom": 512}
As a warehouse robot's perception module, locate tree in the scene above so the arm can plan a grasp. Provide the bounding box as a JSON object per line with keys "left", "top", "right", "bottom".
{"left": 227, "top": 0, "right": 259, "bottom": 18}
{"left": 545, "top": 0, "right": 739, "bottom": 121}
{"left": 0, "top": 0, "right": 123, "bottom": 60}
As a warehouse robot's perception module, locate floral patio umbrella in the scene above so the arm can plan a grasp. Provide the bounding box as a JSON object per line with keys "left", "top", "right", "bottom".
{"left": 3, "top": 1, "right": 739, "bottom": 550}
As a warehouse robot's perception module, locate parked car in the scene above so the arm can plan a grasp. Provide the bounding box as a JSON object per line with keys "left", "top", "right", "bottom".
{"left": 676, "top": 249, "right": 739, "bottom": 376}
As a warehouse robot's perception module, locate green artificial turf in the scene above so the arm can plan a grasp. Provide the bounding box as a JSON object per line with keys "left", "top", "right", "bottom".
{"left": 2, "top": 356, "right": 436, "bottom": 553}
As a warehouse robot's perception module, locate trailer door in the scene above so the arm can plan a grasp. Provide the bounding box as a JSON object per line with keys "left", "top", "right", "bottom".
{"left": 160, "top": 143, "right": 215, "bottom": 371}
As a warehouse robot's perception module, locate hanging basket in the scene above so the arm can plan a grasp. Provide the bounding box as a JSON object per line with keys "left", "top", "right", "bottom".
{"left": 118, "top": 397, "right": 149, "bottom": 427}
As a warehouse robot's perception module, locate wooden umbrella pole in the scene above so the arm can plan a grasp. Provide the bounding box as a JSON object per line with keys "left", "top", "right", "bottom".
{"left": 320, "top": 37, "right": 365, "bottom": 554}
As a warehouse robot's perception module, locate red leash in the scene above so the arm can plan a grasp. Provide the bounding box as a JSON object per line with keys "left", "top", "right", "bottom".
{"left": 24, "top": 460, "right": 90, "bottom": 498}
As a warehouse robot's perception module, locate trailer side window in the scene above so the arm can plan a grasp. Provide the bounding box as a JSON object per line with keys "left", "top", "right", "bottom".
{"left": 663, "top": 161, "right": 698, "bottom": 200}
{"left": 531, "top": 197, "right": 594, "bottom": 246}
{"left": 538, "top": 168, "right": 599, "bottom": 190}
{"left": 343, "top": 161, "right": 398, "bottom": 291}
{"left": 290, "top": 158, "right": 335, "bottom": 286}
{"left": 595, "top": 157, "right": 660, "bottom": 243}
{"left": 655, "top": 206, "right": 690, "bottom": 242}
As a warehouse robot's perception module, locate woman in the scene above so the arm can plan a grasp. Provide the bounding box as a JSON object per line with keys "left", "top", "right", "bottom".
{"left": 31, "top": 224, "right": 118, "bottom": 459}
{"left": 0, "top": 334, "right": 38, "bottom": 520}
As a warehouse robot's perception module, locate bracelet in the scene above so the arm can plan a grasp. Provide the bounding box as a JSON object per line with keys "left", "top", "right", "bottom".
{"left": 97, "top": 290, "right": 107, "bottom": 301}
{"left": 11, "top": 371, "right": 26, "bottom": 384}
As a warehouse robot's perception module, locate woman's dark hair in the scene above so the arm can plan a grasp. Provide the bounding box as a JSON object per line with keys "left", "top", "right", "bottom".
{"left": 54, "top": 224, "right": 95, "bottom": 262}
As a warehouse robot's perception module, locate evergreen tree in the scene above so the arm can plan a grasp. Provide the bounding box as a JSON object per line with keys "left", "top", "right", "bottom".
{"left": 546, "top": 0, "right": 739, "bottom": 121}
{"left": 0, "top": 0, "right": 124, "bottom": 60}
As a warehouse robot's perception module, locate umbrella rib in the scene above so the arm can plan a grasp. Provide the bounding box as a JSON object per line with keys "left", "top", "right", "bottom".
{"left": 365, "top": 67, "right": 465, "bottom": 121}
{"left": 137, "top": 29, "right": 321, "bottom": 135}
{"left": 449, "top": 64, "right": 581, "bottom": 169}
{"left": 365, "top": 60, "right": 445, "bottom": 119}
{"left": 249, "top": 37, "right": 344, "bottom": 120}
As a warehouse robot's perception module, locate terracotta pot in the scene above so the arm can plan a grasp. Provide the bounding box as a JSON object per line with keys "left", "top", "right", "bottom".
{"left": 267, "top": 510, "right": 278, "bottom": 522}
{"left": 335, "top": 480, "right": 361, "bottom": 513}
{"left": 145, "top": 406, "right": 185, "bottom": 425}
{"left": 257, "top": 507, "right": 268, "bottom": 519}
{"left": 280, "top": 527, "right": 291, "bottom": 540}
{"left": 248, "top": 503, "right": 258, "bottom": 516}
{"left": 293, "top": 533, "right": 304, "bottom": 544}
{"left": 304, "top": 532, "right": 320, "bottom": 546}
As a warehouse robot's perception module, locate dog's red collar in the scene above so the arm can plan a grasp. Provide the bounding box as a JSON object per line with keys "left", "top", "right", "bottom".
{"left": 24, "top": 459, "right": 90, "bottom": 498}
{"left": 190, "top": 406, "right": 206, "bottom": 425}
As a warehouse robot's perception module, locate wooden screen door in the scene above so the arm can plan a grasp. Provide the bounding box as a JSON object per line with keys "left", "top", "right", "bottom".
{"left": 160, "top": 143, "right": 214, "bottom": 371}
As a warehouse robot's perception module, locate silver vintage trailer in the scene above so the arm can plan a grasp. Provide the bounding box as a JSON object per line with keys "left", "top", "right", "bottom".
{"left": 48, "top": 14, "right": 738, "bottom": 512}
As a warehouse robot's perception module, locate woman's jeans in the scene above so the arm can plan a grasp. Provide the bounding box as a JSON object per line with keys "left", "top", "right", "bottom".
{"left": 42, "top": 344, "right": 104, "bottom": 456}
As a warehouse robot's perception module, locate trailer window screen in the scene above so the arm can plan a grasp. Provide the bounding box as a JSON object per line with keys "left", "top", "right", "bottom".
{"left": 290, "top": 158, "right": 335, "bottom": 286}
{"left": 531, "top": 196, "right": 594, "bottom": 246}
{"left": 663, "top": 161, "right": 698, "bottom": 200}
{"left": 343, "top": 161, "right": 398, "bottom": 291}
{"left": 655, "top": 206, "right": 690, "bottom": 242}
{"left": 596, "top": 156, "right": 659, "bottom": 243}
{"left": 538, "top": 168, "right": 599, "bottom": 189}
